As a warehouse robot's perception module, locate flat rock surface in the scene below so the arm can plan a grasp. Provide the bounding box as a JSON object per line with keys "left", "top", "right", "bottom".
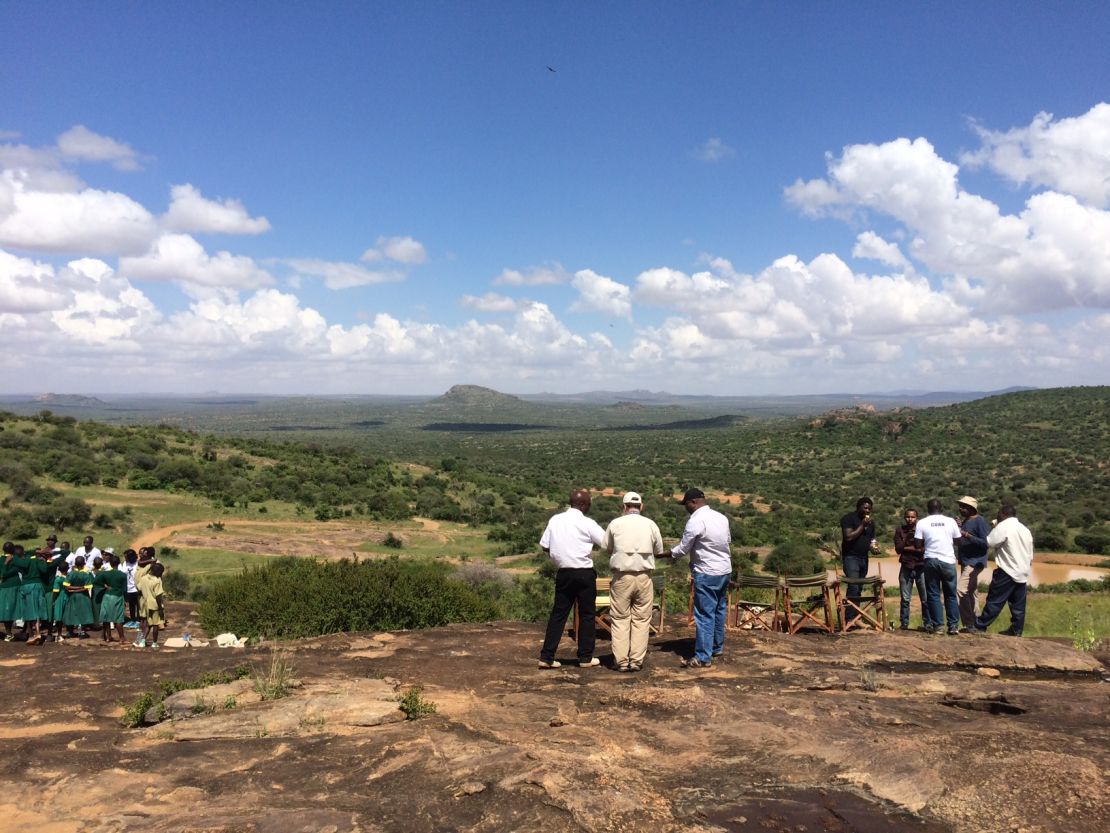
{"left": 1, "top": 610, "right": 1107, "bottom": 833}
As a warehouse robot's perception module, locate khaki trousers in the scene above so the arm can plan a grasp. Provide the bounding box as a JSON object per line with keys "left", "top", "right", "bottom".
{"left": 609, "top": 571, "right": 654, "bottom": 669}
{"left": 957, "top": 563, "right": 984, "bottom": 628}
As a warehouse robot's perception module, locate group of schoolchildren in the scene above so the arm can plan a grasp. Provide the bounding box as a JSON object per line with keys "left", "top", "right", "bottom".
{"left": 0, "top": 534, "right": 167, "bottom": 648}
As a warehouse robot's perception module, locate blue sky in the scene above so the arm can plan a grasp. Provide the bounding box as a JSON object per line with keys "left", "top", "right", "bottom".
{"left": 2, "top": 3, "right": 1109, "bottom": 394}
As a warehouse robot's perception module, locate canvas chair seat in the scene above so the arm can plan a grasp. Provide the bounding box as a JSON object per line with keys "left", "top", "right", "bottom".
{"left": 834, "top": 573, "right": 888, "bottom": 632}
{"left": 573, "top": 575, "right": 666, "bottom": 638}
{"left": 781, "top": 572, "right": 836, "bottom": 634}
{"left": 730, "top": 573, "right": 784, "bottom": 631}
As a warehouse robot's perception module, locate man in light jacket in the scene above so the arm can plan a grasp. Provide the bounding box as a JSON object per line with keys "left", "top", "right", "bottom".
{"left": 603, "top": 491, "right": 664, "bottom": 672}
{"left": 670, "top": 488, "right": 732, "bottom": 668}
{"left": 973, "top": 505, "right": 1034, "bottom": 636}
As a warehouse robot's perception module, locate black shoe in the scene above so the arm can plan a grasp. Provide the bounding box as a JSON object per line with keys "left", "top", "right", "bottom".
{"left": 999, "top": 628, "right": 1021, "bottom": 636}
{"left": 947, "top": 628, "right": 959, "bottom": 636}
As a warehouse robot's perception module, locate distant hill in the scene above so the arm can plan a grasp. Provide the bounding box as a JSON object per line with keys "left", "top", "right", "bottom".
{"left": 33, "top": 393, "right": 105, "bottom": 407}
{"left": 429, "top": 385, "right": 527, "bottom": 410}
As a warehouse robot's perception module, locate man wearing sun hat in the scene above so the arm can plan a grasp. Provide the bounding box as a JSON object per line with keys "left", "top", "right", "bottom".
{"left": 603, "top": 491, "right": 665, "bottom": 672}
{"left": 955, "top": 496, "right": 991, "bottom": 630}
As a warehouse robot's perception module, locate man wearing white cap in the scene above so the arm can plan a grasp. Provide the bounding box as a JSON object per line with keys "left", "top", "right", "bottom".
{"left": 955, "top": 496, "right": 991, "bottom": 630}
{"left": 603, "top": 492, "right": 664, "bottom": 672}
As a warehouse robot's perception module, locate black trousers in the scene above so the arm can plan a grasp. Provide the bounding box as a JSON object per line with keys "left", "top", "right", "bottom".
{"left": 125, "top": 591, "right": 140, "bottom": 621}
{"left": 540, "top": 568, "right": 597, "bottom": 662}
{"left": 975, "top": 570, "right": 1027, "bottom": 635}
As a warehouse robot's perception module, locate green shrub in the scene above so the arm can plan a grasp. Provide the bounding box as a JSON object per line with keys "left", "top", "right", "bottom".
{"left": 398, "top": 686, "right": 437, "bottom": 720}
{"left": 198, "top": 557, "right": 501, "bottom": 639}
{"left": 1074, "top": 530, "right": 1110, "bottom": 555}
{"left": 382, "top": 532, "right": 404, "bottom": 549}
{"left": 763, "top": 540, "right": 826, "bottom": 576}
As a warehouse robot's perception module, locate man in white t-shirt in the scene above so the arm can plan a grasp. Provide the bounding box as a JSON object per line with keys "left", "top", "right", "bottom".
{"left": 973, "top": 505, "right": 1034, "bottom": 636}
{"left": 915, "top": 499, "right": 962, "bottom": 634}
{"left": 537, "top": 488, "right": 605, "bottom": 669}
{"left": 67, "top": 536, "right": 101, "bottom": 569}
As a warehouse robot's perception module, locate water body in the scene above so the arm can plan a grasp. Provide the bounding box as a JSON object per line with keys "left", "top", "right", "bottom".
{"left": 867, "top": 557, "right": 1107, "bottom": 588}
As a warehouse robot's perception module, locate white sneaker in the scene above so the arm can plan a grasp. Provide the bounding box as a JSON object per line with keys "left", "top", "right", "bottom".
{"left": 579, "top": 657, "right": 601, "bottom": 668}
{"left": 537, "top": 659, "right": 561, "bottom": 669}
{"left": 133, "top": 638, "right": 146, "bottom": 648}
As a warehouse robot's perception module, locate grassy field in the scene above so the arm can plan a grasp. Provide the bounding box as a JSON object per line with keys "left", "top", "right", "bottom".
{"left": 898, "top": 593, "right": 1109, "bottom": 641}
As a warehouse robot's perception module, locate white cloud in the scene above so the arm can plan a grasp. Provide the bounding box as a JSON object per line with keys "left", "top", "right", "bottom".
{"left": 287, "top": 258, "right": 404, "bottom": 290}
{"left": 570, "top": 269, "right": 632, "bottom": 318}
{"left": 460, "top": 292, "right": 520, "bottom": 313}
{"left": 163, "top": 184, "right": 271, "bottom": 235}
{"left": 360, "top": 235, "right": 427, "bottom": 264}
{"left": 692, "top": 137, "right": 735, "bottom": 163}
{"left": 493, "top": 263, "right": 569, "bottom": 286}
{"left": 0, "top": 249, "right": 71, "bottom": 312}
{"left": 784, "top": 134, "right": 1110, "bottom": 313}
{"left": 49, "top": 258, "right": 161, "bottom": 347}
{"left": 852, "top": 231, "right": 911, "bottom": 270}
{"left": 56, "top": 125, "right": 142, "bottom": 172}
{"left": 0, "top": 173, "right": 157, "bottom": 255}
{"left": 120, "top": 233, "right": 274, "bottom": 291}
{"left": 962, "top": 103, "right": 1110, "bottom": 208}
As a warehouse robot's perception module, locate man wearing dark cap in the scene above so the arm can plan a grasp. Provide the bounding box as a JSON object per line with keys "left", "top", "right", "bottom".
{"left": 670, "top": 488, "right": 732, "bottom": 668}
{"left": 537, "top": 488, "right": 606, "bottom": 669}
{"left": 955, "top": 496, "right": 990, "bottom": 630}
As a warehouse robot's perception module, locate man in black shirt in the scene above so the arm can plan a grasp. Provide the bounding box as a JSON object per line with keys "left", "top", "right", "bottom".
{"left": 840, "top": 496, "right": 878, "bottom": 627}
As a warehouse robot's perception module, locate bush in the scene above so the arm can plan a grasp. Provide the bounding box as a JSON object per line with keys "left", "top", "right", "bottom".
{"left": 198, "top": 557, "right": 500, "bottom": 639}
{"left": 382, "top": 532, "right": 404, "bottom": 549}
{"left": 1074, "top": 530, "right": 1110, "bottom": 555}
{"left": 763, "top": 540, "right": 826, "bottom": 576}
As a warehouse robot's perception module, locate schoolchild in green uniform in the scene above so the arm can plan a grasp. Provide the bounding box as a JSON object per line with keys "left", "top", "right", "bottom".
{"left": 89, "top": 556, "right": 105, "bottom": 637}
{"left": 93, "top": 554, "right": 128, "bottom": 644}
{"left": 51, "top": 562, "right": 71, "bottom": 641}
{"left": 16, "top": 546, "right": 52, "bottom": 644}
{"left": 1, "top": 542, "right": 26, "bottom": 642}
{"left": 62, "top": 556, "right": 95, "bottom": 637}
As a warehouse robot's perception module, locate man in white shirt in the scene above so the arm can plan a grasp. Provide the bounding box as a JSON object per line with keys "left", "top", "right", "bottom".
{"left": 67, "top": 536, "right": 101, "bottom": 569}
{"left": 915, "top": 499, "right": 962, "bottom": 634}
{"left": 537, "top": 489, "right": 605, "bottom": 669}
{"left": 973, "top": 505, "right": 1034, "bottom": 636}
{"left": 603, "top": 491, "right": 664, "bottom": 672}
{"left": 670, "top": 488, "right": 732, "bottom": 668}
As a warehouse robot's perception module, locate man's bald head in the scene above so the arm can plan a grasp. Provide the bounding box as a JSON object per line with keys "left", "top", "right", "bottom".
{"left": 569, "top": 489, "right": 592, "bottom": 512}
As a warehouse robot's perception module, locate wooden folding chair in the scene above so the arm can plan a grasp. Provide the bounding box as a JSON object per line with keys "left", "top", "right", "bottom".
{"left": 730, "top": 574, "right": 783, "bottom": 631}
{"left": 650, "top": 574, "right": 666, "bottom": 636}
{"left": 572, "top": 576, "right": 612, "bottom": 637}
{"left": 781, "top": 572, "right": 836, "bottom": 634}
{"left": 833, "top": 572, "right": 888, "bottom": 632}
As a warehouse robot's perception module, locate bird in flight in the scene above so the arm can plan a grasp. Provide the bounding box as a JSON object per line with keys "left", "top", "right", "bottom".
{"left": 547, "top": 66, "right": 557, "bottom": 73}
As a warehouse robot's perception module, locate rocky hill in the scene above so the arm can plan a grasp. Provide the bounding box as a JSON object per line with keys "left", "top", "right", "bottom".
{"left": 430, "top": 384, "right": 529, "bottom": 410}
{"left": 1, "top": 607, "right": 1106, "bottom": 833}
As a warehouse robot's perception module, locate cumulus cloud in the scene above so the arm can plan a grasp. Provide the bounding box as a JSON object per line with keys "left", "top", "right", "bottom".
{"left": 692, "top": 137, "right": 735, "bottom": 163}
{"left": 287, "top": 258, "right": 404, "bottom": 290}
{"left": 0, "top": 248, "right": 71, "bottom": 312}
{"left": 0, "top": 173, "right": 157, "bottom": 255}
{"left": 360, "top": 235, "right": 427, "bottom": 264}
{"left": 493, "top": 263, "right": 569, "bottom": 286}
{"left": 570, "top": 269, "right": 632, "bottom": 318}
{"left": 784, "top": 134, "right": 1110, "bottom": 312}
{"left": 56, "top": 125, "right": 142, "bottom": 171}
{"left": 962, "top": 103, "right": 1110, "bottom": 208}
{"left": 120, "top": 233, "right": 274, "bottom": 291}
{"left": 852, "top": 231, "right": 911, "bottom": 270}
{"left": 460, "top": 292, "right": 520, "bottom": 313}
{"left": 163, "top": 184, "right": 271, "bottom": 235}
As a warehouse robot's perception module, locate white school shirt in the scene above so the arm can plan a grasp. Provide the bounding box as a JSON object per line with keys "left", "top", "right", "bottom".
{"left": 671, "top": 505, "right": 732, "bottom": 576}
{"left": 539, "top": 507, "right": 605, "bottom": 569}
{"left": 987, "top": 516, "right": 1035, "bottom": 583}
{"left": 122, "top": 561, "right": 139, "bottom": 593}
{"left": 914, "top": 515, "right": 961, "bottom": 564}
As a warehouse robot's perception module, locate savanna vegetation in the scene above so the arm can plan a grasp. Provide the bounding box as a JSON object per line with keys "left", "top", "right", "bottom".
{"left": 1, "top": 386, "right": 1107, "bottom": 638}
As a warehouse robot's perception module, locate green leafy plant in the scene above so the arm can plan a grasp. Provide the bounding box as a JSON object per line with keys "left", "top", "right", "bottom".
{"left": 398, "top": 686, "right": 437, "bottom": 720}
{"left": 252, "top": 652, "right": 294, "bottom": 700}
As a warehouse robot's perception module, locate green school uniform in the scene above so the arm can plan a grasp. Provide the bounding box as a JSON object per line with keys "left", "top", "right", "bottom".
{"left": 15, "top": 557, "right": 51, "bottom": 622}
{"left": 51, "top": 574, "right": 68, "bottom": 622}
{"left": 41, "top": 552, "right": 67, "bottom": 591}
{"left": 92, "top": 568, "right": 127, "bottom": 625}
{"left": 0, "top": 555, "right": 26, "bottom": 621}
{"left": 61, "top": 569, "right": 95, "bottom": 627}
